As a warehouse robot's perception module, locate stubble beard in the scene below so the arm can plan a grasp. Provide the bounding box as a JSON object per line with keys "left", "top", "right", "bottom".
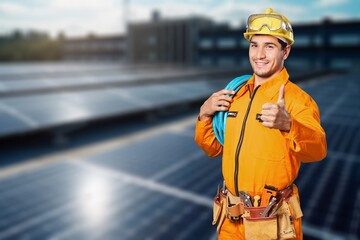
{"left": 251, "top": 62, "right": 273, "bottom": 79}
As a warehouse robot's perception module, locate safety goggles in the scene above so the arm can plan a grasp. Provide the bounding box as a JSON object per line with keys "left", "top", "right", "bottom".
{"left": 246, "top": 14, "right": 293, "bottom": 33}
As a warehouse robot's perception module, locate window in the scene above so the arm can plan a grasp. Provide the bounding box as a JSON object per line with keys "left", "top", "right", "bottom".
{"left": 331, "top": 35, "right": 359, "bottom": 46}
{"left": 199, "top": 57, "right": 213, "bottom": 65}
{"left": 199, "top": 39, "right": 213, "bottom": 49}
{"left": 218, "top": 57, "right": 236, "bottom": 66}
{"left": 331, "top": 59, "right": 353, "bottom": 69}
{"left": 217, "top": 38, "right": 236, "bottom": 48}
{"left": 293, "top": 36, "right": 311, "bottom": 46}
{"left": 147, "top": 35, "right": 157, "bottom": 45}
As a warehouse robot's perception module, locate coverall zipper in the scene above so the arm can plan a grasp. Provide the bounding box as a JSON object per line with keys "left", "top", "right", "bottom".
{"left": 234, "top": 85, "right": 260, "bottom": 196}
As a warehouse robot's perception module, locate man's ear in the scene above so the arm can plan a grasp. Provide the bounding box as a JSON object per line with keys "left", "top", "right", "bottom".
{"left": 283, "top": 45, "right": 291, "bottom": 61}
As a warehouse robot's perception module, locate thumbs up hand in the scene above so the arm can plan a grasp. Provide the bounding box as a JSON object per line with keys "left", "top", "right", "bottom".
{"left": 260, "top": 85, "right": 291, "bottom": 132}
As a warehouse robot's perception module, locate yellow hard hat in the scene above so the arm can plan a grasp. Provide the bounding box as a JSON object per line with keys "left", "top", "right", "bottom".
{"left": 243, "top": 8, "right": 294, "bottom": 45}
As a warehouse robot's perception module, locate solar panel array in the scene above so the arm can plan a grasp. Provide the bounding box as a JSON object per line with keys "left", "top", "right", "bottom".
{"left": 0, "top": 64, "right": 208, "bottom": 94}
{"left": 0, "top": 63, "right": 229, "bottom": 138}
{"left": 0, "top": 64, "right": 359, "bottom": 240}
{"left": 296, "top": 73, "right": 360, "bottom": 239}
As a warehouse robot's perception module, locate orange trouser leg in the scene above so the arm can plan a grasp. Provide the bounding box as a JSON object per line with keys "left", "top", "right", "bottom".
{"left": 218, "top": 219, "right": 245, "bottom": 240}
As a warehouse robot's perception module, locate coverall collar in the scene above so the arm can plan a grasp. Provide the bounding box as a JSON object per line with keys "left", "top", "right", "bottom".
{"left": 236, "top": 67, "right": 289, "bottom": 99}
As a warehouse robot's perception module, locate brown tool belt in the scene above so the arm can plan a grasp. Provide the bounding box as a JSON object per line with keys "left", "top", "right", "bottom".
{"left": 225, "top": 184, "right": 293, "bottom": 221}
{"left": 212, "top": 182, "right": 302, "bottom": 239}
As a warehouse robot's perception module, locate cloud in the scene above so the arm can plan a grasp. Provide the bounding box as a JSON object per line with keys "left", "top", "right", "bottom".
{"left": 0, "top": 0, "right": 356, "bottom": 38}
{"left": 127, "top": 1, "right": 306, "bottom": 27}
{"left": 206, "top": 2, "right": 306, "bottom": 27}
{"left": 0, "top": 2, "right": 28, "bottom": 15}
{"left": 315, "top": 0, "right": 349, "bottom": 7}
{"left": 62, "top": 1, "right": 309, "bottom": 35}
{"left": 0, "top": 0, "right": 125, "bottom": 37}
{"left": 50, "top": 0, "right": 120, "bottom": 11}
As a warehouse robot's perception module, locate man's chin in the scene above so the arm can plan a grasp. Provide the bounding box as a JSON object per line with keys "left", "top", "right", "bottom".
{"left": 253, "top": 70, "right": 271, "bottom": 78}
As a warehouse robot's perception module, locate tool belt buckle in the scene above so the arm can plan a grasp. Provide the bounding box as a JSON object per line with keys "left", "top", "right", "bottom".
{"left": 278, "top": 184, "right": 293, "bottom": 201}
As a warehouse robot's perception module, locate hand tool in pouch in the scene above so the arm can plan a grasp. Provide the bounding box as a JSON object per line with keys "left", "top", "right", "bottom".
{"left": 239, "top": 191, "right": 253, "bottom": 207}
{"left": 268, "top": 198, "right": 283, "bottom": 217}
{"left": 260, "top": 185, "right": 278, "bottom": 207}
{"left": 260, "top": 196, "right": 277, "bottom": 217}
{"left": 253, "top": 195, "right": 260, "bottom": 207}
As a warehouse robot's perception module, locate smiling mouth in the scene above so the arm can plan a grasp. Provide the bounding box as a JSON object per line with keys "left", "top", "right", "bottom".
{"left": 255, "top": 61, "right": 268, "bottom": 67}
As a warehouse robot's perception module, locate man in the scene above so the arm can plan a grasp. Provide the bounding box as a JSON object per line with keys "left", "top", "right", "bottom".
{"left": 194, "top": 8, "right": 327, "bottom": 240}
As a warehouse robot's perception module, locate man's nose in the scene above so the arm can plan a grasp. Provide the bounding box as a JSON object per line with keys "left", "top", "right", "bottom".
{"left": 256, "top": 46, "right": 266, "bottom": 59}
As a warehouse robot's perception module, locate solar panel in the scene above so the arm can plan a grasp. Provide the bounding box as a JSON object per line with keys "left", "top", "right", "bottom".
{"left": 0, "top": 111, "right": 30, "bottom": 135}
{"left": 0, "top": 63, "right": 229, "bottom": 96}
{"left": 0, "top": 78, "right": 226, "bottom": 137}
{"left": 0, "top": 66, "right": 359, "bottom": 239}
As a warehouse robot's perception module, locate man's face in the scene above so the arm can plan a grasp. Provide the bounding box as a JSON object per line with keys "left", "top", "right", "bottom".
{"left": 249, "top": 35, "right": 290, "bottom": 81}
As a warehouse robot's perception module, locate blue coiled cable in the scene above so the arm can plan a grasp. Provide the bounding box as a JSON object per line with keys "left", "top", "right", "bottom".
{"left": 212, "top": 75, "right": 252, "bottom": 146}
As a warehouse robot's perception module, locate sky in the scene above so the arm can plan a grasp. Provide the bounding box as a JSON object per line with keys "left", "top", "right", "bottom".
{"left": 0, "top": 0, "right": 359, "bottom": 38}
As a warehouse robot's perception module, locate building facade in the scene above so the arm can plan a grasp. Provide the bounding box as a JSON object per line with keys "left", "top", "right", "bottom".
{"left": 62, "top": 35, "right": 126, "bottom": 61}
{"left": 61, "top": 16, "right": 360, "bottom": 70}
{"left": 197, "top": 19, "right": 360, "bottom": 70}
{"left": 127, "top": 14, "right": 215, "bottom": 64}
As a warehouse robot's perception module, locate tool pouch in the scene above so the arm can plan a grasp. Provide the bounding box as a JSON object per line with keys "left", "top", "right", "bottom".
{"left": 226, "top": 192, "right": 244, "bottom": 222}
{"left": 288, "top": 195, "right": 303, "bottom": 219}
{"left": 212, "top": 191, "right": 227, "bottom": 233}
{"left": 277, "top": 201, "right": 296, "bottom": 239}
{"left": 243, "top": 206, "right": 277, "bottom": 240}
{"left": 212, "top": 194, "right": 222, "bottom": 225}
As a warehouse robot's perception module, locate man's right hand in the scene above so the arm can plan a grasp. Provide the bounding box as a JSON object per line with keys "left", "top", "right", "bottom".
{"left": 199, "top": 89, "right": 236, "bottom": 121}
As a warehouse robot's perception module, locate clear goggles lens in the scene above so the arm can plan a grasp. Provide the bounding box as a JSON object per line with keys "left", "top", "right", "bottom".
{"left": 247, "top": 14, "right": 292, "bottom": 32}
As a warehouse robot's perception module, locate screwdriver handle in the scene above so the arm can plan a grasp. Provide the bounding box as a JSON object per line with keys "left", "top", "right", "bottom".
{"left": 253, "top": 195, "right": 260, "bottom": 207}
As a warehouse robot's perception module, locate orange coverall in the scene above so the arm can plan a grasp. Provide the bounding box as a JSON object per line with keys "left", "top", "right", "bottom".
{"left": 194, "top": 68, "right": 327, "bottom": 239}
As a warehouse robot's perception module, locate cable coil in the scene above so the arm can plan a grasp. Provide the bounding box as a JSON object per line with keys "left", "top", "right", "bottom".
{"left": 212, "top": 75, "right": 252, "bottom": 145}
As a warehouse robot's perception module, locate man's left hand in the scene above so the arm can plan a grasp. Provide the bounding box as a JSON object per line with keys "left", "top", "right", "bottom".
{"left": 260, "top": 84, "right": 291, "bottom": 132}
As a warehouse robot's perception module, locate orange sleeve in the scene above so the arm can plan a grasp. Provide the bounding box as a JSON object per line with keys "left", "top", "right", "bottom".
{"left": 194, "top": 116, "right": 223, "bottom": 157}
{"left": 283, "top": 99, "right": 327, "bottom": 162}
